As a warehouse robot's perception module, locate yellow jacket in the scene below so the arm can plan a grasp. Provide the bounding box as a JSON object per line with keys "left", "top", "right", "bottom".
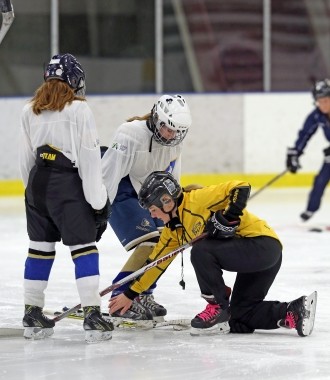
{"left": 130, "top": 180, "right": 281, "bottom": 295}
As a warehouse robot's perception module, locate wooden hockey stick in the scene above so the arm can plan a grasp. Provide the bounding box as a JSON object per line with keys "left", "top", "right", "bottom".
{"left": 53, "top": 232, "right": 208, "bottom": 323}
{"left": 249, "top": 169, "right": 288, "bottom": 200}
{"left": 0, "top": 0, "right": 14, "bottom": 45}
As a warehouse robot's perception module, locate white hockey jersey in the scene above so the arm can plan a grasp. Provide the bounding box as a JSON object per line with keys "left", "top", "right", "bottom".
{"left": 19, "top": 100, "right": 107, "bottom": 210}
{"left": 102, "top": 120, "right": 183, "bottom": 202}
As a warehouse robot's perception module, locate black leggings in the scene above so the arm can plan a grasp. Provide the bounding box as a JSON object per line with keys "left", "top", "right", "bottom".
{"left": 191, "top": 236, "right": 287, "bottom": 332}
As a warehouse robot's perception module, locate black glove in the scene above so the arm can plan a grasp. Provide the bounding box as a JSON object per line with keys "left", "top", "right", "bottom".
{"left": 286, "top": 147, "right": 301, "bottom": 173}
{"left": 206, "top": 211, "right": 240, "bottom": 239}
{"left": 100, "top": 146, "right": 108, "bottom": 158}
{"left": 323, "top": 146, "right": 330, "bottom": 157}
{"left": 94, "top": 198, "right": 111, "bottom": 242}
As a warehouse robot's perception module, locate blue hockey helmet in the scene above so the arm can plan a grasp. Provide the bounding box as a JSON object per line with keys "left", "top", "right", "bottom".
{"left": 312, "top": 79, "right": 330, "bottom": 100}
{"left": 44, "top": 53, "right": 86, "bottom": 96}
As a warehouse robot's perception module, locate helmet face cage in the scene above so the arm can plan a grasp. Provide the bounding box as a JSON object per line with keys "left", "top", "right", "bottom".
{"left": 138, "top": 172, "right": 182, "bottom": 210}
{"left": 151, "top": 95, "right": 191, "bottom": 147}
{"left": 44, "top": 53, "right": 86, "bottom": 96}
{"left": 313, "top": 79, "right": 330, "bottom": 100}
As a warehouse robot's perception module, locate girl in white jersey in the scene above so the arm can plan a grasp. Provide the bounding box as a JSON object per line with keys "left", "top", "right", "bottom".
{"left": 102, "top": 94, "right": 192, "bottom": 321}
{"left": 19, "top": 53, "right": 113, "bottom": 343}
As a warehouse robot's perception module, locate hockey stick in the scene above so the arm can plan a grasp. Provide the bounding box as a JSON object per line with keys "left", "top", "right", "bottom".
{"left": 249, "top": 169, "right": 288, "bottom": 200}
{"left": 52, "top": 232, "right": 208, "bottom": 323}
{"left": 0, "top": 327, "right": 23, "bottom": 338}
{"left": 0, "top": 0, "right": 14, "bottom": 45}
{"left": 45, "top": 308, "right": 191, "bottom": 330}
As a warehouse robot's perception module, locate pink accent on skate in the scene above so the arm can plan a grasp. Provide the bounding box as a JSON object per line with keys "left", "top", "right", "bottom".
{"left": 284, "top": 312, "right": 296, "bottom": 329}
{"left": 196, "top": 304, "right": 220, "bottom": 321}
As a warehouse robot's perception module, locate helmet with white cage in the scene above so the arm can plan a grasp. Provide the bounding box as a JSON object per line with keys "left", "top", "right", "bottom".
{"left": 150, "top": 94, "right": 192, "bottom": 147}
{"left": 312, "top": 79, "right": 330, "bottom": 100}
{"left": 44, "top": 53, "right": 86, "bottom": 96}
{"left": 138, "top": 171, "right": 182, "bottom": 210}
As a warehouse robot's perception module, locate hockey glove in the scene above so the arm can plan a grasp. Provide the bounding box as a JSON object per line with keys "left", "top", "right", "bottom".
{"left": 286, "top": 147, "right": 301, "bottom": 173}
{"left": 323, "top": 146, "right": 330, "bottom": 163}
{"left": 95, "top": 198, "right": 111, "bottom": 242}
{"left": 206, "top": 211, "right": 240, "bottom": 239}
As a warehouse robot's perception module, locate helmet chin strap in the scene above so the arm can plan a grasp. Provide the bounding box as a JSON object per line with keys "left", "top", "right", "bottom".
{"left": 164, "top": 203, "right": 182, "bottom": 231}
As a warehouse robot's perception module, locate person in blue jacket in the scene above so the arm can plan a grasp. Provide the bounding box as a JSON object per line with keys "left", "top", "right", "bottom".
{"left": 286, "top": 78, "right": 330, "bottom": 222}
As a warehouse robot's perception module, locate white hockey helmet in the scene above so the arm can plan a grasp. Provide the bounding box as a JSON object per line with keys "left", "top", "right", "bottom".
{"left": 151, "top": 94, "right": 192, "bottom": 146}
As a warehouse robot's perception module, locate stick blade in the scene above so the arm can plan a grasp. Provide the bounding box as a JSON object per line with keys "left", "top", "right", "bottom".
{"left": 0, "top": 327, "right": 24, "bottom": 338}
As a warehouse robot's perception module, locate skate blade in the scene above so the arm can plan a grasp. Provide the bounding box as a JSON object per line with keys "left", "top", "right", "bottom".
{"left": 190, "top": 321, "right": 230, "bottom": 336}
{"left": 23, "top": 327, "right": 54, "bottom": 340}
{"left": 153, "top": 315, "right": 165, "bottom": 323}
{"left": 109, "top": 317, "right": 155, "bottom": 329}
{"left": 301, "top": 291, "right": 317, "bottom": 337}
{"left": 85, "top": 330, "right": 112, "bottom": 343}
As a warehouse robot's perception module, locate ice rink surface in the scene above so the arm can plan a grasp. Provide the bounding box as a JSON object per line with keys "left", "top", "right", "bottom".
{"left": 0, "top": 188, "right": 329, "bottom": 380}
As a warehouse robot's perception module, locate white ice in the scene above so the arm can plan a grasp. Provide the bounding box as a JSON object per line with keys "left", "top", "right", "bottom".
{"left": 0, "top": 188, "right": 329, "bottom": 380}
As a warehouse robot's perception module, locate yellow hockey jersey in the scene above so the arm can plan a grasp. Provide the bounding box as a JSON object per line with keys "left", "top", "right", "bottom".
{"left": 130, "top": 180, "right": 281, "bottom": 295}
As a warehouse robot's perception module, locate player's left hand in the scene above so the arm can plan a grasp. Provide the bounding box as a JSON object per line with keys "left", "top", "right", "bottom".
{"left": 109, "top": 293, "right": 133, "bottom": 315}
{"left": 206, "top": 211, "right": 240, "bottom": 239}
{"left": 94, "top": 198, "right": 111, "bottom": 242}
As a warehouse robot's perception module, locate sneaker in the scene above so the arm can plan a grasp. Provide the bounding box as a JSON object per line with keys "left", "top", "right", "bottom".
{"left": 23, "top": 305, "right": 55, "bottom": 339}
{"left": 277, "top": 291, "right": 317, "bottom": 337}
{"left": 300, "top": 211, "right": 314, "bottom": 222}
{"left": 83, "top": 306, "right": 114, "bottom": 343}
{"left": 190, "top": 297, "right": 230, "bottom": 336}
{"left": 137, "top": 294, "right": 167, "bottom": 321}
{"left": 111, "top": 298, "right": 153, "bottom": 321}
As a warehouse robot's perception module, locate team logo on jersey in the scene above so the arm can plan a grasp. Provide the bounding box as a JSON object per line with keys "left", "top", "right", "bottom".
{"left": 141, "top": 218, "right": 151, "bottom": 227}
{"left": 111, "top": 142, "right": 127, "bottom": 152}
{"left": 40, "top": 153, "right": 56, "bottom": 161}
{"left": 136, "top": 218, "right": 151, "bottom": 232}
{"left": 192, "top": 221, "right": 203, "bottom": 236}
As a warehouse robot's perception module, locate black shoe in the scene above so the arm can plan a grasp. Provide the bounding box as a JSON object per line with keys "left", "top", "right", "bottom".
{"left": 83, "top": 306, "right": 114, "bottom": 343}
{"left": 137, "top": 294, "right": 167, "bottom": 319}
{"left": 23, "top": 305, "right": 55, "bottom": 339}
{"left": 277, "top": 291, "right": 317, "bottom": 336}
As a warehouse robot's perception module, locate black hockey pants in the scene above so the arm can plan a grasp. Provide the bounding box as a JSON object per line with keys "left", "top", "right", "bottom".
{"left": 190, "top": 236, "right": 287, "bottom": 333}
{"left": 25, "top": 145, "right": 97, "bottom": 246}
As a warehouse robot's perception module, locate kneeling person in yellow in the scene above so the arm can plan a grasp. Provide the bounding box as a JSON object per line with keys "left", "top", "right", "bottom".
{"left": 109, "top": 171, "right": 317, "bottom": 337}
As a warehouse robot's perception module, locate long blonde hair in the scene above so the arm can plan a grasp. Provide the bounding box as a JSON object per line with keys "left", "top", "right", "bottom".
{"left": 31, "top": 80, "right": 85, "bottom": 115}
{"left": 126, "top": 113, "right": 151, "bottom": 122}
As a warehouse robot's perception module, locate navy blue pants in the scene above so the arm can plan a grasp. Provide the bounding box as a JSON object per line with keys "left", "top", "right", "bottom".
{"left": 109, "top": 175, "right": 164, "bottom": 251}
{"left": 306, "top": 161, "right": 330, "bottom": 212}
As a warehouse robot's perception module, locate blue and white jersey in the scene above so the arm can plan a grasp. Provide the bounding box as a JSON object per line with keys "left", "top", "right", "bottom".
{"left": 294, "top": 108, "right": 330, "bottom": 155}
{"left": 102, "top": 120, "right": 182, "bottom": 202}
{"left": 19, "top": 101, "right": 107, "bottom": 210}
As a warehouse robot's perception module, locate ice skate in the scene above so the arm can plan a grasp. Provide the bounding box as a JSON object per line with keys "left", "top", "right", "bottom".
{"left": 137, "top": 294, "right": 167, "bottom": 322}
{"left": 23, "top": 305, "right": 55, "bottom": 339}
{"left": 300, "top": 211, "right": 314, "bottom": 222}
{"left": 110, "top": 297, "right": 153, "bottom": 326}
{"left": 190, "top": 296, "right": 230, "bottom": 336}
{"left": 83, "top": 306, "right": 114, "bottom": 343}
{"left": 278, "top": 291, "right": 317, "bottom": 336}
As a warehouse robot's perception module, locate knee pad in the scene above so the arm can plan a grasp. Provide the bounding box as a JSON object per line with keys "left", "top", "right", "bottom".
{"left": 121, "top": 243, "right": 155, "bottom": 272}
